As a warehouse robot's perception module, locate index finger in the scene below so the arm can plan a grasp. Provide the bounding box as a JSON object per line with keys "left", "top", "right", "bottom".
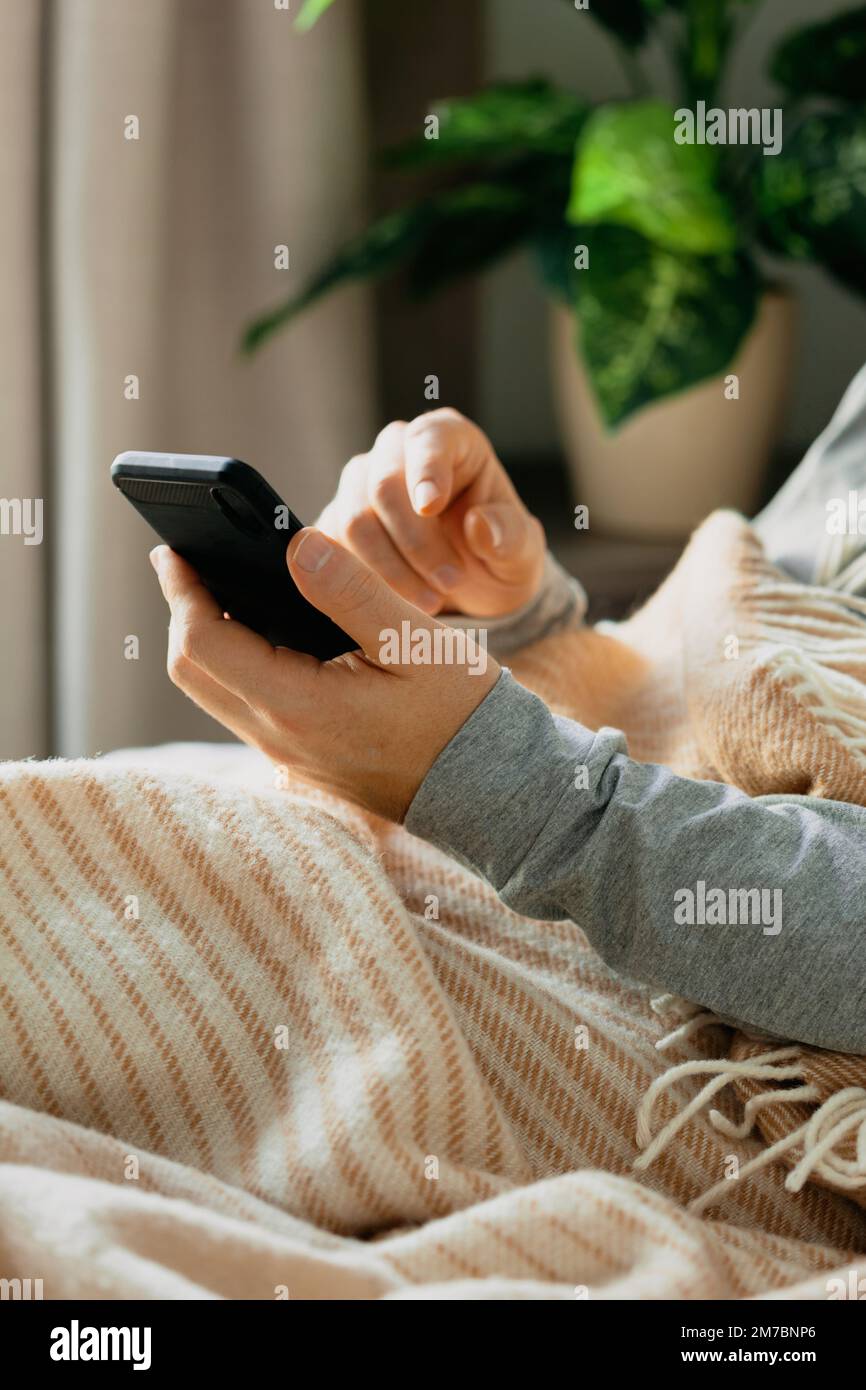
{"left": 403, "top": 408, "right": 513, "bottom": 517}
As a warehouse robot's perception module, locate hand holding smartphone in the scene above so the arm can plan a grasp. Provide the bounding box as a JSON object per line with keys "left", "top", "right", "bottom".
{"left": 111, "top": 452, "right": 354, "bottom": 661}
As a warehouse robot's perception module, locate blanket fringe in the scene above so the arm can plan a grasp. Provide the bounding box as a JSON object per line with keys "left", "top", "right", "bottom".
{"left": 753, "top": 575, "right": 866, "bottom": 759}
{"left": 769, "top": 644, "right": 866, "bottom": 756}
{"left": 636, "top": 1006, "right": 866, "bottom": 1213}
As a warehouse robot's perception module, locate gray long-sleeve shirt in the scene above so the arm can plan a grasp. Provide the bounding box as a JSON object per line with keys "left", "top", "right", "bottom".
{"left": 406, "top": 561, "right": 866, "bottom": 1055}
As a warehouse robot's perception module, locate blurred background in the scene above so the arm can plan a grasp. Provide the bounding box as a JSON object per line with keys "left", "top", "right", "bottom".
{"left": 2, "top": 0, "right": 865, "bottom": 760}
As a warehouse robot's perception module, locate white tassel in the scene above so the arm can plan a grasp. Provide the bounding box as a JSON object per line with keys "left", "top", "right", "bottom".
{"left": 655, "top": 1012, "right": 722, "bottom": 1052}
{"left": 766, "top": 646, "right": 866, "bottom": 755}
{"left": 693, "top": 1090, "right": 866, "bottom": 1215}
{"left": 709, "top": 1084, "right": 819, "bottom": 1140}
{"left": 649, "top": 993, "right": 703, "bottom": 1025}
{"left": 633, "top": 1047, "right": 803, "bottom": 1170}
{"left": 785, "top": 1089, "right": 866, "bottom": 1193}
{"left": 688, "top": 1126, "right": 807, "bottom": 1217}
{"left": 636, "top": 1047, "right": 866, "bottom": 1211}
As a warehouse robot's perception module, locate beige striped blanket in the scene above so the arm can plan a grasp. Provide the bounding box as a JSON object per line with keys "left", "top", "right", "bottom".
{"left": 1, "top": 510, "right": 865, "bottom": 1299}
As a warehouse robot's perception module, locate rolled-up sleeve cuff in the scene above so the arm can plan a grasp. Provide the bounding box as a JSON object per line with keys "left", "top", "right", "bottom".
{"left": 440, "top": 552, "right": 586, "bottom": 659}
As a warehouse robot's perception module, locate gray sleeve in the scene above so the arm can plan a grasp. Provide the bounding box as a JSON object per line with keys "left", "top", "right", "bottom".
{"left": 441, "top": 552, "right": 587, "bottom": 659}
{"left": 405, "top": 671, "right": 866, "bottom": 1054}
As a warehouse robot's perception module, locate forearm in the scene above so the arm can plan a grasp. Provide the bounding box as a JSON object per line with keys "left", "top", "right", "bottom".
{"left": 406, "top": 672, "right": 866, "bottom": 1053}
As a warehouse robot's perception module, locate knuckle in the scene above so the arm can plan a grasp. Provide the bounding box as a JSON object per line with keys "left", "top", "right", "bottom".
{"left": 168, "top": 617, "right": 204, "bottom": 672}
{"left": 177, "top": 625, "right": 199, "bottom": 665}
{"left": 370, "top": 470, "right": 404, "bottom": 510}
{"left": 397, "top": 530, "right": 430, "bottom": 562}
{"left": 336, "top": 565, "right": 379, "bottom": 613}
{"left": 340, "top": 453, "right": 369, "bottom": 486}
{"left": 408, "top": 406, "right": 462, "bottom": 434}
{"left": 344, "top": 509, "right": 379, "bottom": 549}
{"left": 374, "top": 420, "right": 407, "bottom": 451}
{"left": 167, "top": 646, "right": 191, "bottom": 685}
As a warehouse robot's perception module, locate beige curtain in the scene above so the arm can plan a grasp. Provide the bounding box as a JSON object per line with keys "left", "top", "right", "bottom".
{"left": 0, "top": 0, "right": 375, "bottom": 760}
{"left": 0, "top": 1, "right": 47, "bottom": 760}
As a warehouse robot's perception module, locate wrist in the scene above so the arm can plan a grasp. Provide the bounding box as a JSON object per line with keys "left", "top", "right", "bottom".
{"left": 443, "top": 553, "right": 586, "bottom": 659}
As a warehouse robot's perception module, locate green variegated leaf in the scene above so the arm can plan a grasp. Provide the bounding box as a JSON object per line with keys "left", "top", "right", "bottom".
{"left": 405, "top": 184, "right": 538, "bottom": 296}
{"left": 384, "top": 80, "right": 588, "bottom": 168}
{"left": 577, "top": 225, "right": 759, "bottom": 428}
{"left": 577, "top": 0, "right": 654, "bottom": 49}
{"left": 242, "top": 205, "right": 437, "bottom": 352}
{"left": 242, "top": 178, "right": 548, "bottom": 353}
{"left": 295, "top": 0, "right": 337, "bottom": 31}
{"left": 758, "top": 109, "right": 866, "bottom": 296}
{"left": 533, "top": 223, "right": 583, "bottom": 303}
{"left": 568, "top": 102, "right": 738, "bottom": 255}
{"left": 770, "top": 5, "right": 866, "bottom": 101}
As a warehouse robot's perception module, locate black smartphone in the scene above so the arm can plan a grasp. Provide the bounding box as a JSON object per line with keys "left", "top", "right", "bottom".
{"left": 111, "top": 452, "right": 354, "bottom": 660}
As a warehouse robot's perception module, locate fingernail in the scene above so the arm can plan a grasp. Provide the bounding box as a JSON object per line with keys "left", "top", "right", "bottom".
{"left": 149, "top": 547, "right": 162, "bottom": 572}
{"left": 433, "top": 564, "right": 462, "bottom": 590}
{"left": 293, "top": 530, "right": 332, "bottom": 573}
{"left": 480, "top": 509, "right": 504, "bottom": 548}
{"left": 413, "top": 480, "right": 441, "bottom": 513}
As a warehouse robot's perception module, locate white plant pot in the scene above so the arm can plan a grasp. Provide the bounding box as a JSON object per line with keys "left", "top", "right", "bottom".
{"left": 550, "top": 289, "right": 797, "bottom": 540}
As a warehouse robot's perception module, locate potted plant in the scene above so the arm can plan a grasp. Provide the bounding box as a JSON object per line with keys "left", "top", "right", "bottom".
{"left": 244, "top": 0, "right": 866, "bottom": 538}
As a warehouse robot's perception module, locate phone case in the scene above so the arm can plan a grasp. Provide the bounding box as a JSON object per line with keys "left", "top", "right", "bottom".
{"left": 111, "top": 452, "right": 354, "bottom": 660}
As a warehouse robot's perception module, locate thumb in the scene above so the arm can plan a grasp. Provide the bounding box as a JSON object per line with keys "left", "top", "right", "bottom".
{"left": 287, "top": 527, "right": 433, "bottom": 657}
{"left": 464, "top": 502, "right": 544, "bottom": 584}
